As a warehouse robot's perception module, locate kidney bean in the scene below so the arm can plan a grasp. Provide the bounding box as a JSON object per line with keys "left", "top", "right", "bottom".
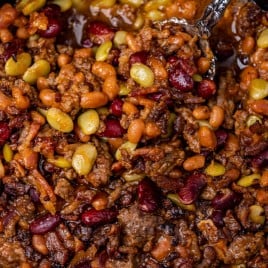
{"left": 168, "top": 67, "right": 194, "bottom": 92}
{"left": 87, "top": 21, "right": 114, "bottom": 35}
{"left": 211, "top": 210, "right": 225, "bottom": 227}
{"left": 197, "top": 79, "right": 216, "bottom": 99}
{"left": 0, "top": 122, "right": 11, "bottom": 145}
{"left": 252, "top": 149, "right": 268, "bottom": 168}
{"left": 215, "top": 129, "right": 228, "bottom": 148}
{"left": 1, "top": 39, "right": 24, "bottom": 62}
{"left": 178, "top": 172, "right": 207, "bottom": 204}
{"left": 110, "top": 98, "right": 123, "bottom": 116}
{"left": 28, "top": 187, "right": 40, "bottom": 203}
{"left": 81, "top": 208, "right": 118, "bottom": 226}
{"left": 101, "top": 118, "right": 125, "bottom": 138}
{"left": 29, "top": 214, "right": 61, "bottom": 234}
{"left": 138, "top": 178, "right": 159, "bottom": 213}
{"left": 129, "top": 51, "right": 148, "bottom": 66}
{"left": 39, "top": 18, "right": 62, "bottom": 38}
{"left": 211, "top": 191, "right": 241, "bottom": 211}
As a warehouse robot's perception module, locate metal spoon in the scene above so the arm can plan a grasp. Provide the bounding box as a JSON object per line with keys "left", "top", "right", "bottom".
{"left": 154, "top": 0, "right": 231, "bottom": 79}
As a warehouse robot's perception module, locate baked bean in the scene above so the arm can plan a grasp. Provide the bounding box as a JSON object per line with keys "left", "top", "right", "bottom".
{"left": 126, "top": 32, "right": 142, "bottom": 52}
{"left": 148, "top": 57, "right": 168, "bottom": 80}
{"left": 209, "top": 105, "right": 224, "bottom": 129}
{"left": 144, "top": 121, "right": 161, "bottom": 138}
{"left": 80, "top": 91, "right": 109, "bottom": 109}
{"left": 102, "top": 75, "right": 120, "bottom": 100}
{"left": 197, "top": 57, "right": 211, "bottom": 74}
{"left": 37, "top": 77, "right": 49, "bottom": 90}
{"left": 127, "top": 118, "right": 145, "bottom": 143}
{"left": 32, "top": 234, "right": 48, "bottom": 255}
{"left": 16, "top": 27, "right": 29, "bottom": 39}
{"left": 198, "top": 126, "right": 217, "bottom": 149}
{"left": 240, "top": 66, "right": 258, "bottom": 90}
{"left": 0, "top": 4, "right": 17, "bottom": 28}
{"left": 91, "top": 192, "right": 108, "bottom": 210}
{"left": 183, "top": 154, "right": 205, "bottom": 171}
{"left": 122, "top": 101, "right": 139, "bottom": 115}
{"left": 74, "top": 48, "right": 92, "bottom": 58}
{"left": 74, "top": 72, "right": 85, "bottom": 84}
{"left": 193, "top": 106, "right": 210, "bottom": 120}
{"left": 74, "top": 125, "right": 90, "bottom": 143}
{"left": 20, "top": 262, "right": 32, "bottom": 268}
{"left": 12, "top": 87, "right": 30, "bottom": 110}
{"left": 57, "top": 54, "right": 71, "bottom": 68}
{"left": 256, "top": 189, "right": 268, "bottom": 205}
{"left": 0, "top": 91, "right": 12, "bottom": 110}
{"left": 151, "top": 235, "right": 172, "bottom": 261}
{"left": 0, "top": 28, "right": 13, "bottom": 43}
{"left": 241, "top": 36, "right": 255, "bottom": 54}
{"left": 39, "top": 89, "right": 59, "bottom": 107}
{"left": 31, "top": 111, "right": 46, "bottom": 125}
{"left": 260, "top": 170, "right": 268, "bottom": 187}
{"left": 225, "top": 133, "right": 239, "bottom": 152}
{"left": 91, "top": 61, "right": 116, "bottom": 79}
{"left": 250, "top": 99, "right": 268, "bottom": 115}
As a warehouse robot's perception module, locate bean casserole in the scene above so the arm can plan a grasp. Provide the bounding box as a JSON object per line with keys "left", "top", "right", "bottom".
{"left": 0, "top": 0, "right": 267, "bottom": 267}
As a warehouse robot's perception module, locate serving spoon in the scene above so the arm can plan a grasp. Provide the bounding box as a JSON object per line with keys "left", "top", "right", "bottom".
{"left": 155, "top": 0, "right": 267, "bottom": 79}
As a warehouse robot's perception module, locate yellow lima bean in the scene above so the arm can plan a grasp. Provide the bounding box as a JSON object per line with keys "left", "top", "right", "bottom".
{"left": 130, "top": 63, "right": 154, "bottom": 88}
{"left": 249, "top": 205, "right": 265, "bottom": 224}
{"left": 17, "top": 0, "right": 46, "bottom": 15}
{"left": 146, "top": 10, "right": 165, "bottom": 21}
{"left": 51, "top": 0, "right": 72, "bottom": 11}
{"left": 46, "top": 107, "right": 74, "bottom": 133}
{"left": 205, "top": 161, "right": 226, "bottom": 177}
{"left": 5, "top": 52, "right": 32, "bottom": 76}
{"left": 114, "top": 31, "right": 127, "bottom": 47}
{"left": 115, "top": 141, "right": 137, "bottom": 160}
{"left": 119, "top": 83, "right": 131, "bottom": 95}
{"left": 3, "top": 144, "right": 13, "bottom": 162}
{"left": 246, "top": 115, "right": 262, "bottom": 127}
{"left": 23, "top": 59, "right": 51, "bottom": 85}
{"left": 257, "top": 28, "right": 268, "bottom": 48}
{"left": 249, "top": 78, "right": 268, "bottom": 100}
{"left": 237, "top": 173, "right": 260, "bottom": 187}
{"left": 96, "top": 41, "right": 112, "bottom": 61}
{"left": 77, "top": 109, "right": 100, "bottom": 135}
{"left": 122, "top": 171, "right": 145, "bottom": 182}
{"left": 72, "top": 143, "right": 97, "bottom": 175}
{"left": 47, "top": 157, "right": 72, "bottom": 168}
{"left": 90, "top": 0, "right": 116, "bottom": 8}
{"left": 119, "top": 0, "right": 144, "bottom": 7}
{"left": 167, "top": 193, "right": 196, "bottom": 211}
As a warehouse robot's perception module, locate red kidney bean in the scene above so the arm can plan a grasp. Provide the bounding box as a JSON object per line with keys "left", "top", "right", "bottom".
{"left": 167, "top": 56, "right": 196, "bottom": 76}
{"left": 178, "top": 172, "right": 206, "bottom": 204}
{"left": 168, "top": 67, "right": 194, "bottom": 92}
{"left": 252, "top": 149, "right": 268, "bottom": 168}
{"left": 101, "top": 118, "right": 125, "bottom": 138}
{"left": 81, "top": 208, "right": 118, "bottom": 226}
{"left": 110, "top": 98, "right": 123, "bottom": 117}
{"left": 197, "top": 79, "right": 216, "bottom": 99}
{"left": 138, "top": 178, "right": 159, "bottom": 213}
{"left": 82, "top": 38, "right": 93, "bottom": 48}
{"left": 215, "top": 129, "right": 228, "bottom": 148}
{"left": 0, "top": 122, "right": 11, "bottom": 145}
{"left": 129, "top": 51, "right": 148, "bottom": 66}
{"left": 211, "top": 210, "right": 225, "bottom": 227}
{"left": 29, "top": 214, "right": 61, "bottom": 234}
{"left": 39, "top": 18, "right": 62, "bottom": 38}
{"left": 1, "top": 39, "right": 24, "bottom": 62}
{"left": 211, "top": 191, "right": 241, "bottom": 211}
{"left": 28, "top": 187, "right": 40, "bottom": 203}
{"left": 43, "top": 4, "right": 61, "bottom": 17}
{"left": 87, "top": 21, "right": 114, "bottom": 35}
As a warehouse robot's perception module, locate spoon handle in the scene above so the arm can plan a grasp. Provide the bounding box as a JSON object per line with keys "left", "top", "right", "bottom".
{"left": 196, "top": 0, "right": 231, "bottom": 36}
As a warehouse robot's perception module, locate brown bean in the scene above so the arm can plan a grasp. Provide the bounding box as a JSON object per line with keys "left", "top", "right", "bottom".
{"left": 148, "top": 58, "right": 168, "bottom": 80}
{"left": 198, "top": 126, "right": 217, "bottom": 149}
{"left": 144, "top": 122, "right": 161, "bottom": 138}
{"left": 193, "top": 106, "right": 210, "bottom": 120}
{"left": 91, "top": 192, "right": 108, "bottom": 210}
{"left": 0, "top": 91, "right": 12, "bottom": 110}
{"left": 57, "top": 53, "right": 71, "bottom": 68}
{"left": 260, "top": 170, "right": 268, "bottom": 187}
{"left": 122, "top": 101, "right": 139, "bottom": 115}
{"left": 197, "top": 57, "right": 210, "bottom": 74}
{"left": 80, "top": 91, "right": 108, "bottom": 109}
{"left": 225, "top": 133, "right": 239, "bottom": 152}
{"left": 126, "top": 32, "right": 141, "bottom": 52}
{"left": 256, "top": 189, "right": 268, "bottom": 205}
{"left": 32, "top": 235, "right": 48, "bottom": 255}
{"left": 250, "top": 99, "right": 268, "bottom": 115}
{"left": 240, "top": 66, "right": 258, "bottom": 90}
{"left": 91, "top": 61, "right": 116, "bottom": 80}
{"left": 183, "top": 154, "right": 205, "bottom": 171}
{"left": 127, "top": 118, "right": 145, "bottom": 143}
{"left": 39, "top": 89, "right": 59, "bottom": 107}
{"left": 0, "top": 28, "right": 13, "bottom": 43}
{"left": 102, "top": 75, "right": 119, "bottom": 100}
{"left": 31, "top": 111, "right": 46, "bottom": 125}
{"left": 151, "top": 235, "right": 172, "bottom": 261}
{"left": 16, "top": 27, "right": 29, "bottom": 39}
{"left": 74, "top": 124, "right": 90, "bottom": 143}
{"left": 241, "top": 36, "right": 255, "bottom": 55}
{"left": 209, "top": 105, "right": 224, "bottom": 129}
{"left": 12, "top": 87, "right": 30, "bottom": 110}
{"left": 0, "top": 4, "right": 17, "bottom": 28}
{"left": 74, "top": 48, "right": 92, "bottom": 58}
{"left": 37, "top": 77, "right": 49, "bottom": 90}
